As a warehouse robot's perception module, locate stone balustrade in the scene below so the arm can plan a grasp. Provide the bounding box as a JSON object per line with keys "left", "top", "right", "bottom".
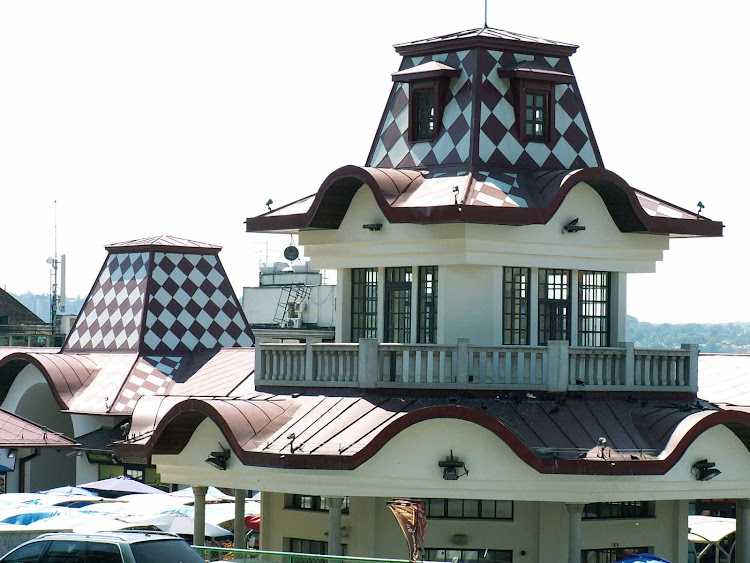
{"left": 256, "top": 339, "right": 699, "bottom": 393}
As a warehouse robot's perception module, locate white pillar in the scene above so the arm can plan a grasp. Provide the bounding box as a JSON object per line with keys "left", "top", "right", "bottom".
{"left": 670, "top": 499, "right": 688, "bottom": 563}
{"left": 567, "top": 503, "right": 584, "bottom": 563}
{"left": 192, "top": 486, "right": 208, "bottom": 547}
{"left": 327, "top": 496, "right": 344, "bottom": 556}
{"left": 233, "top": 488, "right": 246, "bottom": 549}
{"left": 738, "top": 499, "right": 750, "bottom": 563}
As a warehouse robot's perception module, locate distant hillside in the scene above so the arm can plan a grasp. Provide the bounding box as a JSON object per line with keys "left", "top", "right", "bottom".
{"left": 10, "top": 292, "right": 84, "bottom": 324}
{"left": 627, "top": 316, "right": 750, "bottom": 354}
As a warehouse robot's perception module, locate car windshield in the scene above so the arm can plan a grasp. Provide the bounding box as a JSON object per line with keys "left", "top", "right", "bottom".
{"left": 130, "top": 540, "right": 205, "bottom": 563}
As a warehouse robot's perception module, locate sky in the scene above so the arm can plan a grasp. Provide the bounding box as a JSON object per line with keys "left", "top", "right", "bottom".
{"left": 0, "top": 1, "right": 747, "bottom": 324}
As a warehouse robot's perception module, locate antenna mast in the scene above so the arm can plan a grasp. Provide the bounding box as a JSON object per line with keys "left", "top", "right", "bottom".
{"left": 484, "top": 0, "right": 488, "bottom": 28}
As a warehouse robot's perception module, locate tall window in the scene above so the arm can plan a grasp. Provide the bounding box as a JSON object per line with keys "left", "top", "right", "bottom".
{"left": 289, "top": 495, "right": 350, "bottom": 513}
{"left": 425, "top": 549, "right": 512, "bottom": 563}
{"left": 579, "top": 271, "right": 610, "bottom": 347}
{"left": 413, "top": 89, "right": 435, "bottom": 141}
{"left": 583, "top": 501, "right": 654, "bottom": 519}
{"left": 385, "top": 267, "right": 412, "bottom": 343}
{"left": 351, "top": 268, "right": 377, "bottom": 341}
{"left": 538, "top": 269, "right": 570, "bottom": 344}
{"left": 289, "top": 538, "right": 348, "bottom": 559}
{"left": 524, "top": 91, "right": 549, "bottom": 141}
{"left": 503, "top": 267, "right": 530, "bottom": 345}
{"left": 417, "top": 266, "right": 438, "bottom": 343}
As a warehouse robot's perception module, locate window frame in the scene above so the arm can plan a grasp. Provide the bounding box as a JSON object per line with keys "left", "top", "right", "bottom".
{"left": 424, "top": 498, "right": 513, "bottom": 520}
{"left": 351, "top": 268, "right": 378, "bottom": 341}
{"left": 523, "top": 89, "right": 550, "bottom": 142}
{"left": 582, "top": 501, "right": 655, "bottom": 520}
{"left": 417, "top": 266, "right": 438, "bottom": 344}
{"left": 502, "top": 267, "right": 530, "bottom": 345}
{"left": 538, "top": 268, "right": 571, "bottom": 345}
{"left": 288, "top": 495, "right": 350, "bottom": 513}
{"left": 578, "top": 270, "right": 610, "bottom": 347}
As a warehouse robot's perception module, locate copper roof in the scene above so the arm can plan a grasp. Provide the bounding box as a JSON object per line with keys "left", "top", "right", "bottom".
{"left": 105, "top": 235, "right": 222, "bottom": 254}
{"left": 394, "top": 27, "right": 579, "bottom": 57}
{"left": 245, "top": 166, "right": 722, "bottom": 237}
{"left": 0, "top": 408, "right": 78, "bottom": 448}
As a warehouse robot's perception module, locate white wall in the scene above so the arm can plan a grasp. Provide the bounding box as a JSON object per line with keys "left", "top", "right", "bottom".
{"left": 243, "top": 285, "right": 336, "bottom": 328}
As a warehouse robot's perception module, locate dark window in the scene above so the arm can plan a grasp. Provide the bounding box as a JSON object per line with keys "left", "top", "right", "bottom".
{"left": 130, "top": 539, "right": 204, "bottom": 563}
{"left": 538, "top": 269, "right": 570, "bottom": 344}
{"left": 289, "top": 495, "right": 349, "bottom": 513}
{"left": 578, "top": 271, "right": 610, "bottom": 347}
{"left": 86, "top": 543, "right": 122, "bottom": 563}
{"left": 424, "top": 498, "right": 513, "bottom": 520}
{"left": 385, "top": 267, "right": 412, "bottom": 343}
{"left": 583, "top": 501, "right": 655, "bottom": 519}
{"left": 288, "top": 538, "right": 348, "bottom": 559}
{"left": 351, "top": 268, "right": 378, "bottom": 341}
{"left": 417, "top": 266, "right": 438, "bottom": 343}
{"left": 413, "top": 89, "right": 435, "bottom": 141}
{"left": 425, "top": 548, "right": 511, "bottom": 563}
{"left": 2, "top": 541, "right": 48, "bottom": 563}
{"left": 524, "top": 91, "right": 549, "bottom": 141}
{"left": 40, "top": 541, "right": 86, "bottom": 563}
{"left": 503, "top": 267, "right": 530, "bottom": 345}
{"left": 581, "top": 547, "right": 651, "bottom": 563}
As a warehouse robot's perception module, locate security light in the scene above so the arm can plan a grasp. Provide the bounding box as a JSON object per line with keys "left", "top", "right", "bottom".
{"left": 265, "top": 199, "right": 274, "bottom": 211}
{"left": 362, "top": 223, "right": 383, "bottom": 231}
{"left": 692, "top": 459, "right": 721, "bottom": 481}
{"left": 438, "top": 450, "right": 468, "bottom": 480}
{"left": 562, "top": 218, "right": 585, "bottom": 233}
{"left": 205, "top": 443, "right": 231, "bottom": 470}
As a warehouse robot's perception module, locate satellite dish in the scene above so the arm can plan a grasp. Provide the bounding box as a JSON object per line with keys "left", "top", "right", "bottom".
{"left": 283, "top": 246, "right": 299, "bottom": 261}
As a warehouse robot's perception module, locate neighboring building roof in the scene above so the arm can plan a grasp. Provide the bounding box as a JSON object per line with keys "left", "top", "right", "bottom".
{"left": 63, "top": 235, "right": 253, "bottom": 354}
{"left": 0, "top": 408, "right": 78, "bottom": 448}
{"left": 0, "top": 237, "right": 256, "bottom": 416}
{"left": 246, "top": 166, "right": 722, "bottom": 237}
{"left": 113, "top": 353, "right": 750, "bottom": 477}
{"left": 0, "top": 288, "right": 46, "bottom": 326}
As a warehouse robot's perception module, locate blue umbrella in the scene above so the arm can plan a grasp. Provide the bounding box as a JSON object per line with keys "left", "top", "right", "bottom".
{"left": 613, "top": 555, "right": 671, "bottom": 563}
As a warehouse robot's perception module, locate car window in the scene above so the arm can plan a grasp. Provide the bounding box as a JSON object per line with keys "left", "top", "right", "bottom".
{"left": 86, "top": 543, "right": 121, "bottom": 563}
{"left": 2, "top": 541, "right": 48, "bottom": 563}
{"left": 40, "top": 541, "right": 86, "bottom": 563}
{"left": 129, "top": 540, "right": 204, "bottom": 563}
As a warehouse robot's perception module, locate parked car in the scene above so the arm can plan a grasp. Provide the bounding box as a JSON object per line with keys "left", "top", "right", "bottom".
{"left": 0, "top": 530, "right": 206, "bottom": 563}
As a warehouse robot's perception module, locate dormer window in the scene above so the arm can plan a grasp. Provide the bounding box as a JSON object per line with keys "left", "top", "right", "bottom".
{"left": 499, "top": 63, "right": 574, "bottom": 144}
{"left": 525, "top": 91, "right": 549, "bottom": 141}
{"left": 392, "top": 61, "right": 460, "bottom": 143}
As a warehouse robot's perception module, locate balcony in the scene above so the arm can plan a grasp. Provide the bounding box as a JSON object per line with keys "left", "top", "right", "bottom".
{"left": 256, "top": 339, "right": 699, "bottom": 393}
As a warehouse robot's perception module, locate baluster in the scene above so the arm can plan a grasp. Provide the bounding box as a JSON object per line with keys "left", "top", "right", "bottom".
{"left": 426, "top": 350, "right": 434, "bottom": 383}
{"left": 517, "top": 350, "right": 526, "bottom": 385}
{"left": 439, "top": 350, "right": 447, "bottom": 383}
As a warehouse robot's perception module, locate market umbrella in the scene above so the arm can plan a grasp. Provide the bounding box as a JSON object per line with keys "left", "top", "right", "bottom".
{"left": 245, "top": 514, "right": 260, "bottom": 532}
{"left": 79, "top": 476, "right": 166, "bottom": 498}
{"left": 613, "top": 554, "right": 671, "bottom": 563}
{"left": 38, "top": 486, "right": 98, "bottom": 497}
{"left": 122, "top": 511, "right": 232, "bottom": 538}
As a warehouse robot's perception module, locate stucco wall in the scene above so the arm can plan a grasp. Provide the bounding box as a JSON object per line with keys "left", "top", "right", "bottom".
{"left": 242, "top": 285, "right": 336, "bottom": 328}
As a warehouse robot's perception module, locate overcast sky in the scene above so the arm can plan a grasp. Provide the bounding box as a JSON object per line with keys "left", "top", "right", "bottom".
{"left": 1, "top": 1, "right": 746, "bottom": 324}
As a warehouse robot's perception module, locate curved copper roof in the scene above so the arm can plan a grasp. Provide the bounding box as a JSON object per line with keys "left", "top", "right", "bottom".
{"left": 245, "top": 165, "right": 722, "bottom": 237}
{"left": 114, "top": 388, "right": 750, "bottom": 476}
{"left": 0, "top": 408, "right": 78, "bottom": 448}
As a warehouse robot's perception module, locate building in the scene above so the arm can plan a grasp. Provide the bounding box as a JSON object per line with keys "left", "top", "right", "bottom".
{"left": 0, "top": 288, "right": 52, "bottom": 348}
{"left": 0, "top": 236, "right": 255, "bottom": 493}
{"left": 107, "top": 26, "right": 750, "bottom": 563}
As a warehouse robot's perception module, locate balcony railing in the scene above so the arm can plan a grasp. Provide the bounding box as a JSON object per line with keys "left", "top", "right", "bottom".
{"left": 256, "top": 339, "right": 699, "bottom": 393}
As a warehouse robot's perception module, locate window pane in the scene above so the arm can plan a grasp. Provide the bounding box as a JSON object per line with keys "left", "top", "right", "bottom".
{"left": 539, "top": 269, "right": 571, "bottom": 344}
{"left": 3, "top": 541, "right": 48, "bottom": 563}
{"left": 463, "top": 500, "right": 479, "bottom": 518}
{"left": 418, "top": 266, "right": 438, "bottom": 343}
{"left": 351, "top": 268, "right": 378, "bottom": 341}
{"left": 578, "top": 271, "right": 610, "bottom": 347}
{"left": 87, "top": 543, "right": 122, "bottom": 563}
{"left": 447, "top": 499, "right": 463, "bottom": 518}
{"left": 503, "top": 267, "right": 529, "bottom": 345}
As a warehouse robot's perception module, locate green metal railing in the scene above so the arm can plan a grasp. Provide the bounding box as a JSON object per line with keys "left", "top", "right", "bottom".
{"left": 192, "top": 547, "right": 408, "bottom": 563}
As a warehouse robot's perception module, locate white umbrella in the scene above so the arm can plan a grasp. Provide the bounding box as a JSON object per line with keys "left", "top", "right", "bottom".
{"left": 122, "top": 512, "right": 231, "bottom": 538}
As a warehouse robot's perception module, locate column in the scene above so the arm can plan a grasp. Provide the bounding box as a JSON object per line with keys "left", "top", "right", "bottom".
{"left": 327, "top": 496, "right": 344, "bottom": 556}
{"left": 567, "top": 503, "right": 584, "bottom": 563}
{"left": 738, "top": 499, "right": 750, "bottom": 563}
{"left": 670, "top": 500, "right": 688, "bottom": 563}
{"left": 234, "top": 488, "right": 246, "bottom": 549}
{"left": 192, "top": 486, "right": 208, "bottom": 547}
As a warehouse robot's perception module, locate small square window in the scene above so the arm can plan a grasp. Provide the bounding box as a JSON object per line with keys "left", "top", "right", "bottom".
{"left": 524, "top": 90, "right": 549, "bottom": 142}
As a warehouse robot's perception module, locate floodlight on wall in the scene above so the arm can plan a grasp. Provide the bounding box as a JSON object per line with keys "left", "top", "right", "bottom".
{"left": 562, "top": 218, "right": 586, "bottom": 233}
{"left": 205, "top": 443, "right": 231, "bottom": 470}
{"left": 7, "top": 449, "right": 16, "bottom": 459}
{"left": 692, "top": 459, "right": 721, "bottom": 481}
{"left": 362, "top": 223, "right": 383, "bottom": 231}
{"left": 438, "top": 450, "right": 468, "bottom": 480}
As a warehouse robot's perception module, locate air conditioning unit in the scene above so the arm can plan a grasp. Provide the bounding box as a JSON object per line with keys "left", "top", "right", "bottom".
{"left": 283, "top": 318, "right": 302, "bottom": 329}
